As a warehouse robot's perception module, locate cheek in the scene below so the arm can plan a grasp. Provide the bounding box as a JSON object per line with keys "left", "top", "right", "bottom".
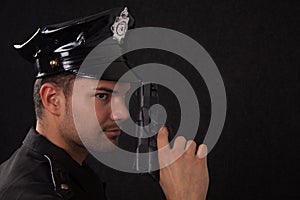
{"left": 72, "top": 97, "right": 99, "bottom": 129}
{"left": 94, "top": 103, "right": 111, "bottom": 124}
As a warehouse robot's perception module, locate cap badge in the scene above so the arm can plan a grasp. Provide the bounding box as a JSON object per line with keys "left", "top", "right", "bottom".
{"left": 50, "top": 59, "right": 59, "bottom": 68}
{"left": 111, "top": 7, "right": 130, "bottom": 44}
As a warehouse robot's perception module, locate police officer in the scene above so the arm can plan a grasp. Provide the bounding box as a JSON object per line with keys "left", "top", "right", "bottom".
{"left": 0, "top": 6, "right": 208, "bottom": 200}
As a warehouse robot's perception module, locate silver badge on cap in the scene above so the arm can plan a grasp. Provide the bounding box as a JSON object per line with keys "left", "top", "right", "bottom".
{"left": 111, "top": 7, "right": 130, "bottom": 44}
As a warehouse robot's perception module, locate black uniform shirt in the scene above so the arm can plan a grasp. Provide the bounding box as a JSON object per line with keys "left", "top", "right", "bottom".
{"left": 0, "top": 128, "right": 106, "bottom": 200}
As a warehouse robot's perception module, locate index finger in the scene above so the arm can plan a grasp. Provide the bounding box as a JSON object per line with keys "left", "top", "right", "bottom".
{"left": 157, "top": 126, "right": 171, "bottom": 150}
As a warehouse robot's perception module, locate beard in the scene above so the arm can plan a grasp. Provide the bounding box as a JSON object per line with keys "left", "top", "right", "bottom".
{"left": 58, "top": 100, "right": 86, "bottom": 150}
{"left": 78, "top": 123, "right": 121, "bottom": 153}
{"left": 59, "top": 99, "right": 121, "bottom": 153}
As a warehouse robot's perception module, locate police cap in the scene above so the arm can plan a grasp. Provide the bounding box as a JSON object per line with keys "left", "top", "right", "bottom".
{"left": 14, "top": 7, "right": 135, "bottom": 81}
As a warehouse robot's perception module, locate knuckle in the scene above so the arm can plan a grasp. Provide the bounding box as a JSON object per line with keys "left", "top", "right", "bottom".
{"left": 187, "top": 140, "right": 196, "bottom": 146}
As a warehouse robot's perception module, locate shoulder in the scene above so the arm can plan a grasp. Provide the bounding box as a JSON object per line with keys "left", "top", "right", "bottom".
{"left": 0, "top": 182, "right": 62, "bottom": 200}
{"left": 0, "top": 146, "right": 63, "bottom": 199}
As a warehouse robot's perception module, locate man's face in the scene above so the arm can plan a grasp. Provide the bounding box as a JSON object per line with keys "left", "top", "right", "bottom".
{"left": 61, "top": 78, "right": 130, "bottom": 152}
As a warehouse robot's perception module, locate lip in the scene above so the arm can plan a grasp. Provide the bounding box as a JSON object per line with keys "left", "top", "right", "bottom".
{"left": 104, "top": 129, "right": 121, "bottom": 137}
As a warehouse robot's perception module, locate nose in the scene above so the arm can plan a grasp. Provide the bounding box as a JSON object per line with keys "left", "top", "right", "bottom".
{"left": 110, "top": 96, "right": 129, "bottom": 122}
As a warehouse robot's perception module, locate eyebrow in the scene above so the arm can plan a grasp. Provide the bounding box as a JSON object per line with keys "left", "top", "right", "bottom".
{"left": 93, "top": 87, "right": 117, "bottom": 93}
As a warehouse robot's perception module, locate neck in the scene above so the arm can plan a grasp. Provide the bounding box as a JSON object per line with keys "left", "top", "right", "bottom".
{"left": 36, "top": 120, "right": 88, "bottom": 165}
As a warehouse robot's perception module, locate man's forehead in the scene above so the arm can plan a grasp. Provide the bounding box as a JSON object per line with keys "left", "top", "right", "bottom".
{"left": 74, "top": 78, "right": 130, "bottom": 91}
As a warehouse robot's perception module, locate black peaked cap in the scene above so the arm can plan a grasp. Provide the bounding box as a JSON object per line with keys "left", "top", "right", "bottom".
{"left": 14, "top": 7, "right": 136, "bottom": 81}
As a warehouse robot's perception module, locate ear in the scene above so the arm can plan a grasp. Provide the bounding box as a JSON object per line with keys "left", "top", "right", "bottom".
{"left": 40, "top": 83, "right": 66, "bottom": 116}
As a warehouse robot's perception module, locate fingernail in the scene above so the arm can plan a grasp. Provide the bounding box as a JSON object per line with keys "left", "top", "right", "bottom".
{"left": 197, "top": 144, "right": 208, "bottom": 159}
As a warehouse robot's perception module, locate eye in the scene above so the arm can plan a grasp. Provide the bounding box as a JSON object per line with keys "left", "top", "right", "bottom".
{"left": 95, "top": 93, "right": 109, "bottom": 100}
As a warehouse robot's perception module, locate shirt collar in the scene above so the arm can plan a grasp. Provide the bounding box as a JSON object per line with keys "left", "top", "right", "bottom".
{"left": 22, "top": 128, "right": 105, "bottom": 195}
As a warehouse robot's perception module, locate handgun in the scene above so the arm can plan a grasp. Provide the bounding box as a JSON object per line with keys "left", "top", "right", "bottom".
{"left": 134, "top": 82, "right": 160, "bottom": 180}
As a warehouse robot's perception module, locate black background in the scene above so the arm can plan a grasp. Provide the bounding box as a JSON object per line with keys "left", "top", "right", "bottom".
{"left": 0, "top": 0, "right": 299, "bottom": 199}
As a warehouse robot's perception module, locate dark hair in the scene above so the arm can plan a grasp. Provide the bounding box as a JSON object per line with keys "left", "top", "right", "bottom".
{"left": 33, "top": 72, "right": 76, "bottom": 119}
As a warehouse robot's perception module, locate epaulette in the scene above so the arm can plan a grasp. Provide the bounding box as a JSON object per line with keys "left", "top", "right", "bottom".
{"left": 44, "top": 155, "right": 74, "bottom": 199}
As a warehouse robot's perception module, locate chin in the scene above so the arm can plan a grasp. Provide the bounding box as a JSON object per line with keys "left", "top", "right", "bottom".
{"left": 102, "top": 138, "right": 119, "bottom": 152}
{"left": 84, "top": 139, "right": 119, "bottom": 153}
